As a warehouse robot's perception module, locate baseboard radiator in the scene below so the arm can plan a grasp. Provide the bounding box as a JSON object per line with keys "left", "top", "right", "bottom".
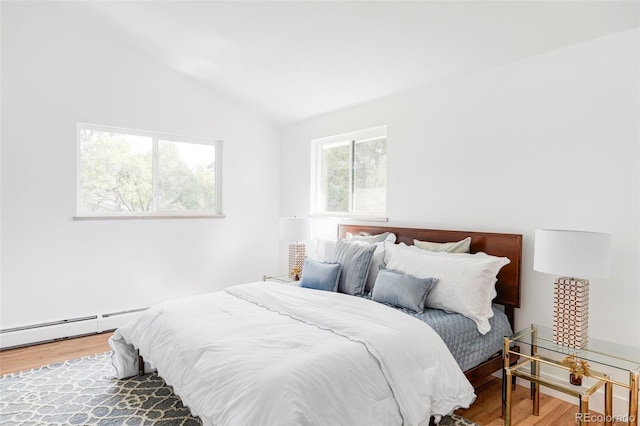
{"left": 0, "top": 308, "right": 147, "bottom": 350}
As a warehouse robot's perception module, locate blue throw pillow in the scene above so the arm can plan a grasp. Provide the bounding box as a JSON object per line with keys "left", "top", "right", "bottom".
{"left": 332, "top": 239, "right": 377, "bottom": 296}
{"left": 371, "top": 268, "right": 438, "bottom": 313}
{"left": 300, "top": 257, "right": 342, "bottom": 292}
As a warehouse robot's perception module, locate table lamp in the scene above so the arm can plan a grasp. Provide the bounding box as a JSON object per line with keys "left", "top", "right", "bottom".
{"left": 280, "top": 217, "right": 309, "bottom": 279}
{"left": 533, "top": 229, "right": 611, "bottom": 349}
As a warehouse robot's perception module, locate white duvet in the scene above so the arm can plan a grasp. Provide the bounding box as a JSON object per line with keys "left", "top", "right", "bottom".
{"left": 109, "top": 282, "right": 475, "bottom": 426}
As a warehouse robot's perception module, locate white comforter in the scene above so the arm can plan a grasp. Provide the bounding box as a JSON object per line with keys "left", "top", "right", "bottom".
{"left": 109, "top": 282, "right": 475, "bottom": 426}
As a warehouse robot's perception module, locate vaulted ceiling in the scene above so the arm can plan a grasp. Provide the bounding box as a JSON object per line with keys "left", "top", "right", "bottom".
{"left": 81, "top": 1, "right": 639, "bottom": 126}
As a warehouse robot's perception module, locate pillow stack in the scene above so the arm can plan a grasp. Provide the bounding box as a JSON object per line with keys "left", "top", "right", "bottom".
{"left": 346, "top": 232, "right": 396, "bottom": 293}
{"left": 302, "top": 232, "right": 395, "bottom": 296}
{"left": 304, "top": 231, "right": 511, "bottom": 336}
{"left": 384, "top": 242, "right": 510, "bottom": 334}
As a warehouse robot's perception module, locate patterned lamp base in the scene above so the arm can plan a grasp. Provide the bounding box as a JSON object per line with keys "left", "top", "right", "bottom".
{"left": 288, "top": 243, "right": 305, "bottom": 279}
{"left": 553, "top": 277, "right": 589, "bottom": 349}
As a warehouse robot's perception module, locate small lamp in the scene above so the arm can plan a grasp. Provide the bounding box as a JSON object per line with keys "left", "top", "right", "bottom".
{"left": 534, "top": 229, "right": 611, "bottom": 349}
{"left": 280, "top": 217, "right": 309, "bottom": 279}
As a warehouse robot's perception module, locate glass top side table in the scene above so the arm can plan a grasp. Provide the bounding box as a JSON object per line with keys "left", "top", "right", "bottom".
{"left": 261, "top": 274, "right": 300, "bottom": 286}
{"left": 503, "top": 324, "right": 639, "bottom": 426}
{"left": 517, "top": 324, "right": 640, "bottom": 373}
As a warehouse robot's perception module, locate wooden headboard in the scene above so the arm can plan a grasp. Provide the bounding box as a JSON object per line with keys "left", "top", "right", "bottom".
{"left": 338, "top": 224, "right": 523, "bottom": 328}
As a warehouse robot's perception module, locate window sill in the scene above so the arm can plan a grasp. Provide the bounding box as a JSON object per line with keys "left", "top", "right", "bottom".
{"left": 309, "top": 213, "right": 388, "bottom": 222}
{"left": 73, "top": 214, "right": 226, "bottom": 220}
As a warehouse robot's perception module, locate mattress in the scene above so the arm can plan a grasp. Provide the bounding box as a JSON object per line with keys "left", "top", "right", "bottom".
{"left": 389, "top": 304, "right": 512, "bottom": 372}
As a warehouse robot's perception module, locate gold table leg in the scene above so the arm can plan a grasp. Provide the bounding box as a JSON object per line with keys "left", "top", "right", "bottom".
{"left": 604, "top": 380, "right": 612, "bottom": 426}
{"left": 532, "top": 361, "right": 540, "bottom": 415}
{"left": 531, "top": 326, "right": 540, "bottom": 415}
{"left": 630, "top": 371, "right": 638, "bottom": 426}
{"left": 502, "top": 336, "right": 510, "bottom": 421}
{"left": 579, "top": 394, "right": 589, "bottom": 426}
{"left": 505, "top": 369, "right": 513, "bottom": 426}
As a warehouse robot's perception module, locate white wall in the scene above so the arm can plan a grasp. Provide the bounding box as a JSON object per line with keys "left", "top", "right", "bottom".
{"left": 1, "top": 3, "right": 281, "bottom": 331}
{"left": 281, "top": 29, "right": 640, "bottom": 347}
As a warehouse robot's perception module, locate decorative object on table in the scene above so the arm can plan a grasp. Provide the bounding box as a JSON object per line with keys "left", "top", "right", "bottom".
{"left": 0, "top": 353, "right": 478, "bottom": 426}
{"left": 561, "top": 353, "right": 591, "bottom": 386}
{"left": 280, "top": 216, "right": 309, "bottom": 280}
{"left": 290, "top": 265, "right": 302, "bottom": 281}
{"left": 533, "top": 229, "right": 610, "bottom": 349}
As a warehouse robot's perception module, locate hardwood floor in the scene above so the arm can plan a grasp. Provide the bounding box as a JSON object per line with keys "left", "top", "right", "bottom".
{"left": 0, "top": 332, "right": 113, "bottom": 375}
{"left": 0, "top": 333, "right": 625, "bottom": 425}
{"left": 456, "top": 377, "right": 628, "bottom": 425}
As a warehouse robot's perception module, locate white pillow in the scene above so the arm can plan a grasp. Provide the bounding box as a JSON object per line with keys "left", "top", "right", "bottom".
{"left": 346, "top": 231, "right": 397, "bottom": 244}
{"left": 383, "top": 242, "right": 421, "bottom": 264}
{"left": 316, "top": 239, "right": 337, "bottom": 262}
{"left": 385, "top": 244, "right": 510, "bottom": 334}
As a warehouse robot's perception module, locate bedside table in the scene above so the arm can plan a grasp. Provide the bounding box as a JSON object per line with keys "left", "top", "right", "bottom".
{"left": 261, "top": 275, "right": 300, "bottom": 286}
{"left": 503, "top": 324, "right": 639, "bottom": 426}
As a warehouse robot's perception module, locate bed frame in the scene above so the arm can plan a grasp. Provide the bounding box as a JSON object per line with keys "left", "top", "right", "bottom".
{"left": 338, "top": 224, "right": 522, "bottom": 388}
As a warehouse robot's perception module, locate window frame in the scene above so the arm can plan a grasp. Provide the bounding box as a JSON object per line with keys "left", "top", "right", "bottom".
{"left": 310, "top": 126, "right": 387, "bottom": 221}
{"left": 75, "top": 123, "right": 223, "bottom": 219}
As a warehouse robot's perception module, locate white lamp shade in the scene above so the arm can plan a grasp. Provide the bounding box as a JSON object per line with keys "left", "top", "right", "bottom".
{"left": 279, "top": 217, "right": 309, "bottom": 242}
{"left": 534, "top": 229, "right": 611, "bottom": 278}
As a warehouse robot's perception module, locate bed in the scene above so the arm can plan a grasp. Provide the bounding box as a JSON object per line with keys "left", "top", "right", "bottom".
{"left": 109, "top": 224, "right": 522, "bottom": 425}
{"left": 337, "top": 224, "right": 523, "bottom": 387}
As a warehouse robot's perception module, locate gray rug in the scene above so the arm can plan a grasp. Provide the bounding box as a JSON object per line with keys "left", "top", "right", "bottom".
{"left": 0, "top": 352, "right": 477, "bottom": 425}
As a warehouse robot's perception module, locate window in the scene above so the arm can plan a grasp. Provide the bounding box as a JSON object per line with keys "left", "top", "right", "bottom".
{"left": 76, "top": 123, "right": 222, "bottom": 218}
{"left": 311, "top": 126, "right": 387, "bottom": 218}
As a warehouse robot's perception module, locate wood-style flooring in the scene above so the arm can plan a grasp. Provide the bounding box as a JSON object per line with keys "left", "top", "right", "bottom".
{"left": 0, "top": 332, "right": 113, "bottom": 375}
{"left": 0, "top": 333, "right": 625, "bottom": 425}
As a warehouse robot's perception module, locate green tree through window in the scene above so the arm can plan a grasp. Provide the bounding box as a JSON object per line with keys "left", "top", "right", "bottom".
{"left": 158, "top": 140, "right": 216, "bottom": 211}
{"left": 78, "top": 124, "right": 221, "bottom": 216}
{"left": 80, "top": 129, "right": 153, "bottom": 212}
{"left": 314, "top": 127, "right": 387, "bottom": 217}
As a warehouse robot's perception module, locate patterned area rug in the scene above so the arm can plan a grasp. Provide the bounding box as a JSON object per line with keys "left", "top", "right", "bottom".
{"left": 0, "top": 352, "right": 478, "bottom": 425}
